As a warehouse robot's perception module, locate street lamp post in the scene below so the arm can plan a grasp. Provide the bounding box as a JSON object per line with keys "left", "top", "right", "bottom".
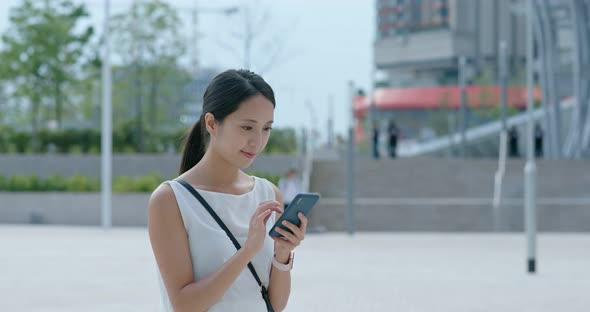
{"left": 459, "top": 56, "right": 467, "bottom": 157}
{"left": 569, "top": 0, "right": 583, "bottom": 159}
{"left": 346, "top": 81, "right": 356, "bottom": 236}
{"left": 370, "top": 68, "right": 378, "bottom": 159}
{"left": 101, "top": 0, "right": 112, "bottom": 229}
{"left": 524, "top": 0, "right": 537, "bottom": 274}
{"left": 459, "top": 56, "right": 468, "bottom": 157}
{"left": 493, "top": 40, "right": 509, "bottom": 231}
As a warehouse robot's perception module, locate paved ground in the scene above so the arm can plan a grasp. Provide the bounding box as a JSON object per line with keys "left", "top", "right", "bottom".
{"left": 1, "top": 225, "right": 588, "bottom": 311}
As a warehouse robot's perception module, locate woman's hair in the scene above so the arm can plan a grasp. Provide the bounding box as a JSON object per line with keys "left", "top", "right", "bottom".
{"left": 179, "top": 69, "right": 276, "bottom": 174}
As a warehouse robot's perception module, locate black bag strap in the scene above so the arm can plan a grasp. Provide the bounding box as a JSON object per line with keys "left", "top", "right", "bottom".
{"left": 175, "top": 179, "right": 274, "bottom": 312}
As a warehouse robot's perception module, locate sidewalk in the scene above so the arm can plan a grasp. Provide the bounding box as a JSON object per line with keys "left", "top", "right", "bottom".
{"left": 1, "top": 225, "right": 588, "bottom": 311}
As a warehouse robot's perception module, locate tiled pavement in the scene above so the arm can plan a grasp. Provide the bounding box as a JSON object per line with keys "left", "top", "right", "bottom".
{"left": 1, "top": 225, "right": 588, "bottom": 312}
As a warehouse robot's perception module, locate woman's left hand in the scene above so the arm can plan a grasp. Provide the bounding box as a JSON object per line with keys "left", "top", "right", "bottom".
{"left": 272, "top": 212, "right": 308, "bottom": 260}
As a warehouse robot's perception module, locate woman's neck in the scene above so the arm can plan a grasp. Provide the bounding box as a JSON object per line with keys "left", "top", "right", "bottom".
{"left": 189, "top": 149, "right": 243, "bottom": 188}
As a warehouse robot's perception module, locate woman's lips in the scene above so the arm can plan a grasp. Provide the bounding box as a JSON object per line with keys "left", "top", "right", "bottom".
{"left": 241, "top": 151, "right": 256, "bottom": 159}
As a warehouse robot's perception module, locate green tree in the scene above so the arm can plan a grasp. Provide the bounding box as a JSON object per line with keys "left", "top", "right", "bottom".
{"left": 0, "top": 84, "right": 7, "bottom": 125}
{"left": 265, "top": 128, "right": 297, "bottom": 154}
{"left": 75, "top": 38, "right": 102, "bottom": 129}
{"left": 0, "top": 0, "right": 93, "bottom": 136}
{"left": 110, "top": 0, "right": 187, "bottom": 152}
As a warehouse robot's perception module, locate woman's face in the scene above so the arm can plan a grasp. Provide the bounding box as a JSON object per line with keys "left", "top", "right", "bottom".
{"left": 207, "top": 94, "right": 275, "bottom": 168}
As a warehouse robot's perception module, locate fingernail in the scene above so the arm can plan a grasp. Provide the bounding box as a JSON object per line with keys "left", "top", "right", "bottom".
{"left": 282, "top": 221, "right": 287, "bottom": 225}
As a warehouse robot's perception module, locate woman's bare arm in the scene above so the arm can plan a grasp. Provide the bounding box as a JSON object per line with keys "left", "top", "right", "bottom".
{"left": 267, "top": 185, "right": 292, "bottom": 312}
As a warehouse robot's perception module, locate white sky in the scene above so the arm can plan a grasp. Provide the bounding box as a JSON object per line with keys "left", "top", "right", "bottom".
{"left": 0, "top": 0, "right": 375, "bottom": 140}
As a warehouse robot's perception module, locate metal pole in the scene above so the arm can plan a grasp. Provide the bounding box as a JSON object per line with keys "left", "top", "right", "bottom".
{"left": 474, "top": 0, "right": 481, "bottom": 71}
{"left": 370, "top": 68, "right": 377, "bottom": 159}
{"left": 499, "top": 40, "right": 508, "bottom": 132}
{"left": 493, "top": 40, "right": 509, "bottom": 231}
{"left": 447, "top": 113, "right": 455, "bottom": 157}
{"left": 305, "top": 100, "right": 317, "bottom": 150}
{"left": 532, "top": 5, "right": 553, "bottom": 159}
{"left": 524, "top": 0, "right": 537, "bottom": 274}
{"left": 570, "top": 0, "right": 582, "bottom": 159}
{"left": 346, "top": 81, "right": 356, "bottom": 236}
{"left": 582, "top": 3, "right": 590, "bottom": 153}
{"left": 191, "top": 8, "right": 200, "bottom": 77}
{"left": 327, "top": 95, "right": 334, "bottom": 149}
{"left": 459, "top": 56, "right": 468, "bottom": 157}
{"left": 537, "top": 0, "right": 563, "bottom": 158}
{"left": 493, "top": 130, "right": 507, "bottom": 231}
{"left": 101, "top": 0, "right": 113, "bottom": 229}
{"left": 536, "top": 0, "right": 557, "bottom": 159}
{"left": 582, "top": 1, "right": 590, "bottom": 153}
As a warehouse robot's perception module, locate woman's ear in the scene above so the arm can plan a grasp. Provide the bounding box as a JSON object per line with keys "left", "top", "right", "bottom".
{"left": 204, "top": 112, "right": 216, "bottom": 136}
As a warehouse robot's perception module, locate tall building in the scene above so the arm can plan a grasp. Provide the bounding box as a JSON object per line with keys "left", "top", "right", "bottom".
{"left": 374, "top": 0, "right": 527, "bottom": 87}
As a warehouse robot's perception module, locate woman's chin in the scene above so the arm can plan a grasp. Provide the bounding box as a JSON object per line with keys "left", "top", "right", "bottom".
{"left": 230, "top": 155, "right": 253, "bottom": 169}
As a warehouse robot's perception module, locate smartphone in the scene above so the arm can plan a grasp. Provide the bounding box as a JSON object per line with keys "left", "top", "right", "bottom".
{"left": 269, "top": 193, "right": 320, "bottom": 238}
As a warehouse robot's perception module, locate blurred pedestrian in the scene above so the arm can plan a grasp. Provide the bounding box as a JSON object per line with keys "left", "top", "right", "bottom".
{"left": 534, "top": 123, "right": 543, "bottom": 158}
{"left": 278, "top": 168, "right": 303, "bottom": 210}
{"left": 508, "top": 126, "right": 519, "bottom": 158}
{"left": 388, "top": 120, "right": 399, "bottom": 158}
{"left": 372, "top": 124, "right": 380, "bottom": 159}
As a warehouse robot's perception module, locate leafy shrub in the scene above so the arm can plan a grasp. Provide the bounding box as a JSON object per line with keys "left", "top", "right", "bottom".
{"left": 0, "top": 172, "right": 281, "bottom": 192}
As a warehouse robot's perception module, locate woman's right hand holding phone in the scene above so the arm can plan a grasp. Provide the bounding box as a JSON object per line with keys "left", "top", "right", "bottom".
{"left": 243, "top": 200, "right": 283, "bottom": 256}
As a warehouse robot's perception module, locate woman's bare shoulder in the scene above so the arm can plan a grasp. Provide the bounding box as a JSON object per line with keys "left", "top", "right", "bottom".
{"left": 150, "top": 182, "right": 176, "bottom": 206}
{"left": 148, "top": 182, "right": 182, "bottom": 223}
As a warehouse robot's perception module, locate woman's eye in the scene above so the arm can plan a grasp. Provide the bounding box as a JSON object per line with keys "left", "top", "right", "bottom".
{"left": 242, "top": 126, "right": 253, "bottom": 131}
{"left": 264, "top": 127, "right": 273, "bottom": 132}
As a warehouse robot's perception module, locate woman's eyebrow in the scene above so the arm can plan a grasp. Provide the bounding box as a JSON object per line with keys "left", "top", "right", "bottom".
{"left": 240, "top": 119, "right": 274, "bottom": 124}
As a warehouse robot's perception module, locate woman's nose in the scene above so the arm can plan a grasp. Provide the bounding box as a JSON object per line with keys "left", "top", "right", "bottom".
{"left": 248, "top": 132, "right": 262, "bottom": 149}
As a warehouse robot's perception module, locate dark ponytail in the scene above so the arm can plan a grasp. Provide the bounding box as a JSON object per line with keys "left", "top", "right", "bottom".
{"left": 179, "top": 114, "right": 205, "bottom": 174}
{"left": 179, "top": 69, "right": 275, "bottom": 174}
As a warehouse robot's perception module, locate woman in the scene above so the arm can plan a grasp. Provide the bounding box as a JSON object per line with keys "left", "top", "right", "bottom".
{"left": 148, "top": 69, "right": 307, "bottom": 311}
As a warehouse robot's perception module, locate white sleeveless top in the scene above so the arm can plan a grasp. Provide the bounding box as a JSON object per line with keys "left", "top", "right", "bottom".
{"left": 156, "top": 176, "right": 277, "bottom": 312}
